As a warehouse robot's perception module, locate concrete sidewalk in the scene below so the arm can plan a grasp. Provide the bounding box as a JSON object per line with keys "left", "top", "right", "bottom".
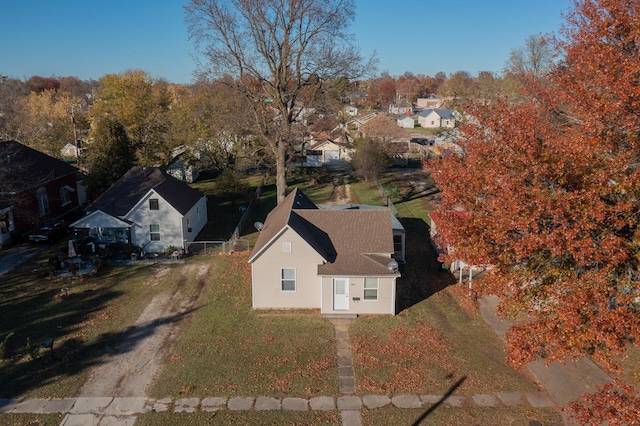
{"left": 0, "top": 390, "right": 560, "bottom": 426}
{"left": 478, "top": 295, "right": 613, "bottom": 410}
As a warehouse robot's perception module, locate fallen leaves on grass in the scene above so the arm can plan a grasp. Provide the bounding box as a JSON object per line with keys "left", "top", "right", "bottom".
{"left": 352, "top": 323, "right": 454, "bottom": 394}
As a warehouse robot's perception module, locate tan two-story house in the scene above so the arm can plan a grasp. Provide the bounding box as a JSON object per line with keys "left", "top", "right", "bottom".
{"left": 248, "top": 189, "right": 403, "bottom": 316}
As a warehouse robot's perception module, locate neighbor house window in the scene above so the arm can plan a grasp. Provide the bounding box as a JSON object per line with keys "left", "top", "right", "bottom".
{"left": 364, "top": 277, "right": 379, "bottom": 301}
{"left": 149, "top": 198, "right": 159, "bottom": 210}
{"left": 150, "top": 224, "right": 160, "bottom": 241}
{"left": 37, "top": 187, "right": 49, "bottom": 216}
{"left": 282, "top": 241, "right": 292, "bottom": 252}
{"left": 281, "top": 268, "right": 296, "bottom": 291}
{"left": 60, "top": 188, "right": 71, "bottom": 206}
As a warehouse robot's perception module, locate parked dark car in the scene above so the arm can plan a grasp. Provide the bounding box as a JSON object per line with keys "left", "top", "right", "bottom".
{"left": 28, "top": 222, "right": 67, "bottom": 243}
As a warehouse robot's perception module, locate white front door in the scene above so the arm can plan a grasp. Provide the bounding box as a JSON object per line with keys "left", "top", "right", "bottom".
{"left": 333, "top": 278, "right": 349, "bottom": 310}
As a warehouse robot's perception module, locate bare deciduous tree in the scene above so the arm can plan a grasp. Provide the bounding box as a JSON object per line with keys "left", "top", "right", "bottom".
{"left": 504, "top": 33, "right": 555, "bottom": 77}
{"left": 184, "top": 0, "right": 375, "bottom": 203}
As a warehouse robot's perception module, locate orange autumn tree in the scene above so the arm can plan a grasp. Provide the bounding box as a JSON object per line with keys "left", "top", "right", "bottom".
{"left": 430, "top": 0, "right": 640, "bottom": 422}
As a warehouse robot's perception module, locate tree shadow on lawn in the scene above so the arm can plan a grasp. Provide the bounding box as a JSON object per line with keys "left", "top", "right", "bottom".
{"left": 0, "top": 261, "right": 200, "bottom": 398}
{"left": 395, "top": 217, "right": 457, "bottom": 313}
{"left": 0, "top": 305, "right": 199, "bottom": 398}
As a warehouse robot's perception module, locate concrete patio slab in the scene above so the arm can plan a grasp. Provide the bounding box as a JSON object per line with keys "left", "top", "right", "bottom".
{"left": 105, "top": 397, "right": 148, "bottom": 415}
{"left": 497, "top": 392, "right": 523, "bottom": 406}
{"left": 309, "top": 396, "right": 335, "bottom": 411}
{"left": 254, "top": 397, "right": 281, "bottom": 411}
{"left": 339, "top": 376, "right": 355, "bottom": 393}
{"left": 472, "top": 394, "right": 499, "bottom": 407}
{"left": 340, "top": 409, "right": 361, "bottom": 426}
{"left": 0, "top": 399, "right": 21, "bottom": 413}
{"left": 282, "top": 397, "right": 308, "bottom": 411}
{"left": 146, "top": 397, "right": 172, "bottom": 412}
{"left": 337, "top": 395, "right": 361, "bottom": 410}
{"left": 392, "top": 394, "right": 422, "bottom": 409}
{"left": 227, "top": 397, "right": 253, "bottom": 411}
{"left": 201, "top": 397, "right": 227, "bottom": 412}
{"left": 173, "top": 397, "right": 199, "bottom": 413}
{"left": 11, "top": 398, "right": 49, "bottom": 413}
{"left": 60, "top": 413, "right": 100, "bottom": 426}
{"left": 525, "top": 391, "right": 555, "bottom": 407}
{"left": 42, "top": 398, "right": 76, "bottom": 413}
{"left": 362, "top": 395, "right": 391, "bottom": 409}
{"left": 443, "top": 395, "right": 467, "bottom": 407}
{"left": 420, "top": 395, "right": 443, "bottom": 405}
{"left": 70, "top": 397, "right": 113, "bottom": 414}
{"left": 97, "top": 414, "right": 136, "bottom": 425}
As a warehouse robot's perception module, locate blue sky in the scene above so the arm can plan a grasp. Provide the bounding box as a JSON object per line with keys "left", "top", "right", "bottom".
{"left": 0, "top": 0, "right": 573, "bottom": 84}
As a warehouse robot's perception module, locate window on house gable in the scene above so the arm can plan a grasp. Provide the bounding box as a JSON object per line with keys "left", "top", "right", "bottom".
{"left": 150, "top": 224, "right": 160, "bottom": 241}
{"left": 281, "top": 268, "right": 296, "bottom": 291}
{"left": 282, "top": 241, "right": 292, "bottom": 252}
{"left": 364, "top": 277, "right": 379, "bottom": 301}
{"left": 149, "top": 198, "right": 159, "bottom": 210}
{"left": 37, "top": 187, "right": 49, "bottom": 216}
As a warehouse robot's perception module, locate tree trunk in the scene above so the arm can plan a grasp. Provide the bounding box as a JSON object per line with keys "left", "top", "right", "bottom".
{"left": 275, "top": 141, "right": 288, "bottom": 204}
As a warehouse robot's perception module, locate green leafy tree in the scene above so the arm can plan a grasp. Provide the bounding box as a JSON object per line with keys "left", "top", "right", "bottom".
{"left": 85, "top": 118, "right": 136, "bottom": 197}
{"left": 9, "top": 89, "right": 87, "bottom": 156}
{"left": 351, "top": 137, "right": 390, "bottom": 184}
{"left": 89, "top": 70, "right": 171, "bottom": 166}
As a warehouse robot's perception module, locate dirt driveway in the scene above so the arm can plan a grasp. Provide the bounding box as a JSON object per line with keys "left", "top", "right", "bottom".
{"left": 79, "top": 263, "right": 209, "bottom": 397}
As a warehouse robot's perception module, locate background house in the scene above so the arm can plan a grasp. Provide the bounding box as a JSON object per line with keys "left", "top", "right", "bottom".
{"left": 397, "top": 115, "right": 416, "bottom": 129}
{"left": 70, "top": 166, "right": 207, "bottom": 253}
{"left": 418, "top": 109, "right": 458, "bottom": 129}
{"left": 0, "top": 140, "right": 86, "bottom": 246}
{"left": 307, "top": 138, "right": 353, "bottom": 163}
{"left": 249, "top": 188, "right": 403, "bottom": 315}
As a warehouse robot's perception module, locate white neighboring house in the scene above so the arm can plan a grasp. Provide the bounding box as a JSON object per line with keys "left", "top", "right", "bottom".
{"left": 70, "top": 166, "right": 207, "bottom": 253}
{"left": 418, "top": 109, "right": 459, "bottom": 129}
{"left": 166, "top": 145, "right": 202, "bottom": 183}
{"left": 397, "top": 115, "right": 415, "bottom": 129}
{"left": 307, "top": 138, "right": 353, "bottom": 163}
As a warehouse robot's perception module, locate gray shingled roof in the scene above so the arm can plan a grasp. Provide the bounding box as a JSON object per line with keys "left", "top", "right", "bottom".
{"left": 87, "top": 166, "right": 205, "bottom": 217}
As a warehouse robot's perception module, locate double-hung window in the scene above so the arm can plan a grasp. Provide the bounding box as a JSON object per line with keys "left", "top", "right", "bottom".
{"left": 364, "top": 277, "right": 379, "bottom": 301}
{"left": 37, "top": 187, "right": 49, "bottom": 216}
{"left": 281, "top": 268, "right": 296, "bottom": 291}
{"left": 150, "top": 224, "right": 160, "bottom": 241}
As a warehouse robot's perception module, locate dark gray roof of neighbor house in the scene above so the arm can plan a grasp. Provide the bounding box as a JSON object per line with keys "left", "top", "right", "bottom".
{"left": 87, "top": 166, "right": 205, "bottom": 217}
{"left": 0, "top": 140, "right": 80, "bottom": 191}
{"left": 249, "top": 188, "right": 396, "bottom": 276}
{"left": 435, "top": 109, "right": 455, "bottom": 119}
{"left": 418, "top": 109, "right": 455, "bottom": 119}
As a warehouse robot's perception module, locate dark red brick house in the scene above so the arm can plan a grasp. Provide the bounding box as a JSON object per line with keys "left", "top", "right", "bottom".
{"left": 0, "top": 140, "right": 86, "bottom": 245}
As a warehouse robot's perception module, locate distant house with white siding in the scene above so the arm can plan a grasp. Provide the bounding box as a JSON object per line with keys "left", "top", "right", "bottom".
{"left": 418, "top": 109, "right": 458, "bottom": 129}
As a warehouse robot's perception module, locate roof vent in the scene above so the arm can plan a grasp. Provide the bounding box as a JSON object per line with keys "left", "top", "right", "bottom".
{"left": 254, "top": 222, "right": 263, "bottom": 232}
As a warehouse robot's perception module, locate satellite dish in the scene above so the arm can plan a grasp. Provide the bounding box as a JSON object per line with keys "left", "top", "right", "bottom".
{"left": 387, "top": 261, "right": 399, "bottom": 271}
{"left": 254, "top": 222, "right": 263, "bottom": 232}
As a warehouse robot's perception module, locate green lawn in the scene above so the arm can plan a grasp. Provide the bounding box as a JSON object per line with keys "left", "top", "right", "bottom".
{"left": 0, "top": 246, "right": 187, "bottom": 398}
{"left": 148, "top": 254, "right": 338, "bottom": 398}
{"left": 137, "top": 410, "right": 341, "bottom": 425}
{"left": 0, "top": 167, "right": 570, "bottom": 426}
